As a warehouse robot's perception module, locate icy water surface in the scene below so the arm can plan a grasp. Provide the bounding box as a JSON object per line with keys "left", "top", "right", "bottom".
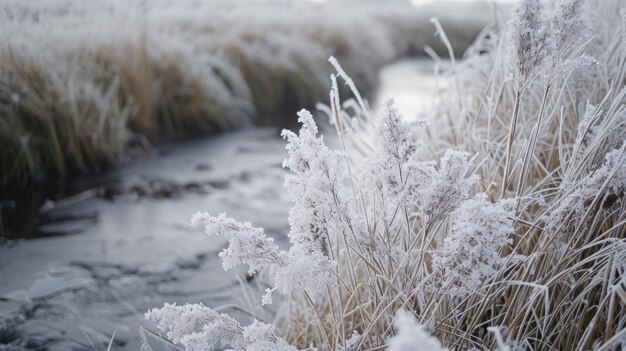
{"left": 0, "top": 59, "right": 437, "bottom": 350}
{"left": 374, "top": 58, "right": 447, "bottom": 119}
{"left": 0, "top": 129, "right": 293, "bottom": 349}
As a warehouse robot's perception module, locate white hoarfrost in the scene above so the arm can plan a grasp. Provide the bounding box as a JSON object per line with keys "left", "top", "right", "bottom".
{"left": 506, "top": 0, "right": 550, "bottom": 90}
{"left": 190, "top": 110, "right": 343, "bottom": 299}
{"left": 507, "top": 0, "right": 596, "bottom": 87}
{"left": 144, "top": 303, "right": 241, "bottom": 351}
{"left": 433, "top": 194, "right": 517, "bottom": 299}
{"left": 281, "top": 109, "right": 345, "bottom": 261}
{"left": 361, "top": 97, "right": 429, "bottom": 211}
{"left": 417, "top": 149, "right": 480, "bottom": 225}
{"left": 362, "top": 98, "right": 478, "bottom": 227}
{"left": 151, "top": 96, "right": 524, "bottom": 350}
{"left": 145, "top": 304, "right": 295, "bottom": 351}
{"left": 191, "top": 212, "right": 286, "bottom": 274}
{"left": 549, "top": 0, "right": 591, "bottom": 59}
{"left": 232, "top": 321, "right": 297, "bottom": 351}
{"left": 547, "top": 142, "right": 626, "bottom": 236}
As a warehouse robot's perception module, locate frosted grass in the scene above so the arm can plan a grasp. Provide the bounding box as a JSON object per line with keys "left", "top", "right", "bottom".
{"left": 0, "top": 0, "right": 491, "bottom": 184}
{"left": 147, "top": 0, "right": 626, "bottom": 349}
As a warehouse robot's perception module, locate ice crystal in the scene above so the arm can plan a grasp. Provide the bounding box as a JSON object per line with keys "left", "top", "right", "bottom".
{"left": 546, "top": 0, "right": 595, "bottom": 79}
{"left": 184, "top": 110, "right": 354, "bottom": 303}
{"left": 387, "top": 310, "right": 446, "bottom": 351}
{"left": 433, "top": 194, "right": 517, "bottom": 298}
{"left": 573, "top": 104, "right": 599, "bottom": 161}
{"left": 372, "top": 98, "right": 425, "bottom": 167}
{"left": 507, "top": 0, "right": 594, "bottom": 85}
{"left": 190, "top": 210, "right": 334, "bottom": 296}
{"left": 360, "top": 98, "right": 477, "bottom": 228}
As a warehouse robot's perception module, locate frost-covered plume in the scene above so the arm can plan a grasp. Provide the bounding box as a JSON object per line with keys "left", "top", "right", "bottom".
{"left": 361, "top": 99, "right": 478, "bottom": 228}
{"left": 361, "top": 97, "right": 429, "bottom": 214}
{"left": 191, "top": 212, "right": 286, "bottom": 274}
{"left": 186, "top": 110, "right": 352, "bottom": 301}
{"left": 546, "top": 0, "right": 595, "bottom": 79}
{"left": 371, "top": 98, "right": 424, "bottom": 175}
{"left": 282, "top": 109, "right": 346, "bottom": 257}
{"left": 144, "top": 303, "right": 241, "bottom": 351}
{"left": 507, "top": 0, "right": 594, "bottom": 85}
{"left": 511, "top": 0, "right": 596, "bottom": 199}
{"left": 145, "top": 304, "right": 295, "bottom": 351}
{"left": 502, "top": 0, "right": 552, "bottom": 196}
{"left": 433, "top": 194, "right": 517, "bottom": 299}
{"left": 417, "top": 150, "right": 479, "bottom": 225}
{"left": 550, "top": 0, "right": 590, "bottom": 58}
{"left": 506, "top": 0, "right": 550, "bottom": 90}
{"left": 190, "top": 212, "right": 333, "bottom": 297}
{"left": 280, "top": 109, "right": 348, "bottom": 293}
{"left": 387, "top": 310, "right": 446, "bottom": 351}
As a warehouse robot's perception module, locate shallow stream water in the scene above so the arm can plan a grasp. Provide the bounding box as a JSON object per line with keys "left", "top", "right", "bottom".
{"left": 0, "top": 59, "right": 441, "bottom": 350}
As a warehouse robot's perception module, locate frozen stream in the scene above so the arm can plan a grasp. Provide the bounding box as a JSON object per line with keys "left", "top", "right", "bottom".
{"left": 0, "top": 59, "right": 440, "bottom": 350}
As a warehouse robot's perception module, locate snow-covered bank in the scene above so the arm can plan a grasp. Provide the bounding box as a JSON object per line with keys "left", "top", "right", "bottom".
{"left": 0, "top": 0, "right": 496, "bottom": 184}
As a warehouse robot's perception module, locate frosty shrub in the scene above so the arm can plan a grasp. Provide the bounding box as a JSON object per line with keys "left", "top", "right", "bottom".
{"left": 146, "top": 0, "right": 626, "bottom": 350}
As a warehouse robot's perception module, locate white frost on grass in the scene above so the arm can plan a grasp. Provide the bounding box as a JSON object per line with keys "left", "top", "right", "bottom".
{"left": 191, "top": 212, "right": 286, "bottom": 275}
{"left": 433, "top": 194, "right": 517, "bottom": 299}
{"left": 417, "top": 149, "right": 480, "bottom": 225}
{"left": 144, "top": 0, "right": 626, "bottom": 350}
{"left": 145, "top": 303, "right": 241, "bottom": 351}
{"left": 145, "top": 304, "right": 295, "bottom": 351}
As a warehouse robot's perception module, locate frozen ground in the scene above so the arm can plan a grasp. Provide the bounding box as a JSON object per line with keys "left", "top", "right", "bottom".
{"left": 0, "top": 59, "right": 437, "bottom": 350}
